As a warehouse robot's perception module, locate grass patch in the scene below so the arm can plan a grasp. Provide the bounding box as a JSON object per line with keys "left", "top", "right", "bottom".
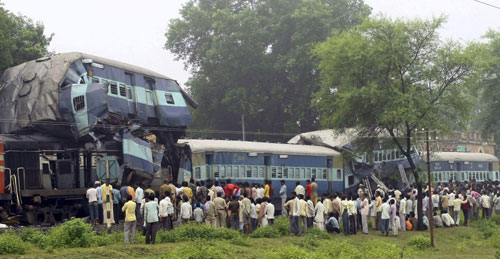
{"left": 156, "top": 222, "right": 241, "bottom": 243}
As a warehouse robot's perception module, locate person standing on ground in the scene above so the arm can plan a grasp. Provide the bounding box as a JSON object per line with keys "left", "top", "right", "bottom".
{"left": 144, "top": 194, "right": 159, "bottom": 244}
{"left": 461, "top": 195, "right": 471, "bottom": 226}
{"left": 279, "top": 180, "right": 287, "bottom": 215}
{"left": 306, "top": 196, "right": 315, "bottom": 228}
{"left": 399, "top": 195, "right": 407, "bottom": 231}
{"left": 380, "top": 197, "right": 390, "bottom": 236}
{"left": 122, "top": 195, "right": 136, "bottom": 244}
{"left": 119, "top": 184, "right": 129, "bottom": 220}
{"left": 454, "top": 195, "right": 466, "bottom": 226}
{"left": 295, "top": 181, "right": 305, "bottom": 198}
{"left": 299, "top": 194, "right": 308, "bottom": 235}
{"left": 311, "top": 178, "right": 318, "bottom": 205}
{"left": 360, "top": 194, "right": 369, "bottom": 234}
{"left": 180, "top": 195, "right": 192, "bottom": 224}
{"left": 331, "top": 194, "right": 341, "bottom": 221}
{"left": 205, "top": 195, "right": 217, "bottom": 227}
{"left": 494, "top": 191, "right": 500, "bottom": 215}
{"left": 86, "top": 183, "right": 99, "bottom": 224}
{"left": 375, "top": 191, "right": 382, "bottom": 230}
{"left": 305, "top": 180, "right": 312, "bottom": 201}
{"left": 159, "top": 191, "right": 173, "bottom": 230}
{"left": 112, "top": 184, "right": 121, "bottom": 223}
{"left": 96, "top": 181, "right": 103, "bottom": 224}
{"left": 314, "top": 198, "right": 325, "bottom": 230}
{"left": 480, "top": 191, "right": 491, "bottom": 219}
{"left": 265, "top": 197, "right": 275, "bottom": 225}
{"left": 390, "top": 199, "right": 398, "bottom": 236}
{"left": 214, "top": 192, "right": 227, "bottom": 227}
{"left": 228, "top": 195, "right": 240, "bottom": 230}
{"left": 341, "top": 195, "right": 351, "bottom": 236}
{"left": 193, "top": 203, "right": 204, "bottom": 223}
{"left": 135, "top": 184, "right": 144, "bottom": 225}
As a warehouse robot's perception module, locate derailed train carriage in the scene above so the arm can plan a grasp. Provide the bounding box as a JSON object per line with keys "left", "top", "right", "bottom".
{"left": 0, "top": 53, "right": 196, "bottom": 223}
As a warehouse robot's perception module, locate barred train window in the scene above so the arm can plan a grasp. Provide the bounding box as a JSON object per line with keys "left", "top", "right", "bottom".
{"left": 323, "top": 169, "right": 327, "bottom": 180}
{"left": 214, "top": 166, "right": 219, "bottom": 178}
{"left": 295, "top": 168, "right": 300, "bottom": 179}
{"left": 73, "top": 95, "right": 85, "bottom": 111}
{"left": 195, "top": 167, "right": 201, "bottom": 179}
{"left": 259, "top": 167, "right": 264, "bottom": 178}
{"left": 252, "top": 166, "right": 258, "bottom": 178}
{"left": 119, "top": 84, "right": 127, "bottom": 97}
{"left": 233, "top": 167, "right": 238, "bottom": 178}
{"left": 165, "top": 93, "right": 175, "bottom": 104}
{"left": 246, "top": 166, "right": 252, "bottom": 178}
{"left": 284, "top": 168, "right": 288, "bottom": 178}
{"left": 337, "top": 170, "right": 341, "bottom": 179}
{"left": 272, "top": 168, "right": 276, "bottom": 178}
{"left": 110, "top": 83, "right": 118, "bottom": 95}
{"left": 226, "top": 166, "right": 232, "bottom": 177}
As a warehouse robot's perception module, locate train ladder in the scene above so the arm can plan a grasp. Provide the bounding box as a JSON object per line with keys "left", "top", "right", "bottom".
{"left": 398, "top": 163, "right": 410, "bottom": 188}
{"left": 370, "top": 173, "right": 389, "bottom": 193}
{"left": 363, "top": 178, "right": 373, "bottom": 200}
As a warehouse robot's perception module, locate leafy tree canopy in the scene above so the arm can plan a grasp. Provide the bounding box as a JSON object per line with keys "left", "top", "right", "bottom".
{"left": 313, "top": 16, "right": 483, "bottom": 229}
{"left": 0, "top": 2, "right": 53, "bottom": 74}
{"left": 166, "top": 0, "right": 370, "bottom": 140}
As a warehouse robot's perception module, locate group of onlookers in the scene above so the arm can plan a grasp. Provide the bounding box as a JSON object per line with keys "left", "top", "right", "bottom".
{"left": 86, "top": 177, "right": 500, "bottom": 244}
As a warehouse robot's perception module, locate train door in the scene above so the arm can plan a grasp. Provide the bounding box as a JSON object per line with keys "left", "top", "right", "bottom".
{"left": 134, "top": 87, "right": 148, "bottom": 123}
{"left": 56, "top": 159, "right": 75, "bottom": 189}
{"left": 264, "top": 155, "right": 271, "bottom": 182}
{"left": 71, "top": 84, "right": 89, "bottom": 135}
{"left": 206, "top": 154, "right": 214, "bottom": 180}
{"left": 327, "top": 158, "right": 333, "bottom": 193}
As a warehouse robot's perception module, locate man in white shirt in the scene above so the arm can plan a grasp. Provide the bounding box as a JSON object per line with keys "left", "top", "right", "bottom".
{"left": 159, "top": 192, "right": 173, "bottom": 230}
{"left": 279, "top": 180, "right": 287, "bottom": 215}
{"left": 480, "top": 191, "right": 491, "bottom": 219}
{"left": 193, "top": 204, "right": 204, "bottom": 223}
{"left": 360, "top": 194, "right": 370, "bottom": 234}
{"left": 399, "top": 196, "right": 406, "bottom": 231}
{"left": 380, "top": 197, "right": 390, "bottom": 236}
{"left": 265, "top": 198, "right": 275, "bottom": 225}
{"left": 135, "top": 184, "right": 144, "bottom": 224}
{"left": 314, "top": 199, "right": 325, "bottom": 230}
{"left": 294, "top": 181, "right": 305, "bottom": 197}
{"left": 86, "top": 183, "right": 99, "bottom": 224}
{"left": 432, "top": 191, "right": 440, "bottom": 211}
{"left": 433, "top": 211, "right": 443, "bottom": 227}
{"left": 180, "top": 195, "right": 192, "bottom": 224}
{"left": 96, "top": 181, "right": 103, "bottom": 224}
{"left": 306, "top": 196, "right": 315, "bottom": 228}
{"left": 448, "top": 192, "right": 455, "bottom": 213}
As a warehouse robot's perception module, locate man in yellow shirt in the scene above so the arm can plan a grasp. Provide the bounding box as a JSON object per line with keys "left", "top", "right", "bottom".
{"left": 311, "top": 178, "right": 318, "bottom": 205}
{"left": 299, "top": 194, "right": 308, "bottom": 235}
{"left": 375, "top": 191, "right": 382, "bottom": 230}
{"left": 182, "top": 181, "right": 193, "bottom": 202}
{"left": 264, "top": 181, "right": 270, "bottom": 198}
{"left": 122, "top": 195, "right": 136, "bottom": 243}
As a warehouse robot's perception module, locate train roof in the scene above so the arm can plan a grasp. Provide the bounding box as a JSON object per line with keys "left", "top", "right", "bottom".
{"left": 425, "top": 152, "right": 499, "bottom": 162}
{"left": 178, "top": 139, "right": 341, "bottom": 157}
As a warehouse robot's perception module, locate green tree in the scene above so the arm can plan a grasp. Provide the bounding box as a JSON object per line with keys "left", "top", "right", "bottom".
{"left": 0, "top": 2, "right": 53, "bottom": 74}
{"left": 476, "top": 30, "right": 500, "bottom": 151}
{"left": 313, "top": 16, "right": 482, "bottom": 230}
{"left": 166, "top": 0, "right": 370, "bottom": 140}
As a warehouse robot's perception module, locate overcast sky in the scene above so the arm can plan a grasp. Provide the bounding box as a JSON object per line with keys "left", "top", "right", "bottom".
{"left": 3, "top": 0, "right": 500, "bottom": 88}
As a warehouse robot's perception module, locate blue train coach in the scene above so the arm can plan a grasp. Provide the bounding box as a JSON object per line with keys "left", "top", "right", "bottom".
{"left": 177, "top": 139, "right": 345, "bottom": 197}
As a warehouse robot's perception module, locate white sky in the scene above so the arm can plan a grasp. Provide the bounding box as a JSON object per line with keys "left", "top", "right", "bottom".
{"left": 3, "top": 0, "right": 500, "bottom": 88}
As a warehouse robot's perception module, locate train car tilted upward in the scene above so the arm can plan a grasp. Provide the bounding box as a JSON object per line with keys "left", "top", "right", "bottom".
{"left": 0, "top": 53, "right": 196, "bottom": 223}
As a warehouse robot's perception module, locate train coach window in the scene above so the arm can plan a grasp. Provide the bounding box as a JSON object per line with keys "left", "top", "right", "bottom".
{"left": 227, "top": 166, "right": 232, "bottom": 177}
{"left": 284, "top": 168, "right": 288, "bottom": 179}
{"left": 497, "top": 172, "right": 499, "bottom": 179}
{"left": 301, "top": 168, "right": 305, "bottom": 179}
{"left": 246, "top": 166, "right": 252, "bottom": 178}
{"left": 322, "top": 169, "right": 327, "bottom": 180}
{"left": 214, "top": 166, "right": 219, "bottom": 178}
{"left": 91, "top": 77, "right": 100, "bottom": 84}
{"left": 233, "top": 167, "right": 239, "bottom": 178}
{"left": 73, "top": 95, "right": 85, "bottom": 111}
{"left": 312, "top": 169, "right": 317, "bottom": 179}
{"left": 307, "top": 168, "right": 311, "bottom": 179}
{"left": 252, "top": 166, "right": 258, "bottom": 178}
{"left": 165, "top": 93, "right": 175, "bottom": 105}
{"left": 119, "top": 84, "right": 127, "bottom": 97}
{"left": 272, "top": 167, "right": 276, "bottom": 178}
{"left": 295, "top": 168, "right": 300, "bottom": 179}
{"left": 195, "top": 167, "right": 201, "bottom": 179}
{"left": 337, "top": 170, "right": 341, "bottom": 180}
{"left": 278, "top": 167, "right": 282, "bottom": 178}
{"left": 259, "top": 167, "right": 264, "bottom": 178}
{"left": 348, "top": 175, "right": 354, "bottom": 186}
{"left": 110, "top": 82, "right": 118, "bottom": 95}
{"left": 221, "top": 166, "right": 227, "bottom": 178}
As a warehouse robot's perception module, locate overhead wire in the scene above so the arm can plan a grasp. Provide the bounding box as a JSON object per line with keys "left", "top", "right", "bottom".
{"left": 472, "top": 0, "right": 500, "bottom": 10}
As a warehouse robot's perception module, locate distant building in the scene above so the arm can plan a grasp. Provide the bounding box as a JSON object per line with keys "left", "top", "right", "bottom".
{"left": 417, "top": 131, "right": 495, "bottom": 155}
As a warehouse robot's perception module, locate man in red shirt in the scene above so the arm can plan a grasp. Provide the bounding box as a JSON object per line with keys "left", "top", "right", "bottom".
{"left": 305, "top": 180, "right": 312, "bottom": 197}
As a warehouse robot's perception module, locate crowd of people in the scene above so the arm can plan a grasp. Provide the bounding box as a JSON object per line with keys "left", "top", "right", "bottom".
{"left": 85, "top": 177, "right": 500, "bottom": 244}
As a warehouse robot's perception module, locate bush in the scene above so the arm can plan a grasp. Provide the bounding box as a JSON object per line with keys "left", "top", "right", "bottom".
{"left": 313, "top": 240, "right": 363, "bottom": 259}
{"left": 0, "top": 232, "right": 29, "bottom": 255}
{"left": 406, "top": 235, "right": 431, "bottom": 250}
{"left": 19, "top": 228, "right": 48, "bottom": 249}
{"left": 471, "top": 220, "right": 498, "bottom": 238}
{"left": 47, "top": 218, "right": 95, "bottom": 248}
{"left": 491, "top": 215, "right": 500, "bottom": 226}
{"left": 250, "top": 226, "right": 281, "bottom": 238}
{"left": 157, "top": 223, "right": 241, "bottom": 243}
{"left": 362, "top": 239, "right": 402, "bottom": 259}
{"left": 488, "top": 233, "right": 500, "bottom": 248}
{"left": 272, "top": 216, "right": 290, "bottom": 236}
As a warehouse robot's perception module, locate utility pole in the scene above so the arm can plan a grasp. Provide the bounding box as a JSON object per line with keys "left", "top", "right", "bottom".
{"left": 241, "top": 114, "right": 245, "bottom": 141}
{"left": 426, "top": 128, "right": 435, "bottom": 248}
